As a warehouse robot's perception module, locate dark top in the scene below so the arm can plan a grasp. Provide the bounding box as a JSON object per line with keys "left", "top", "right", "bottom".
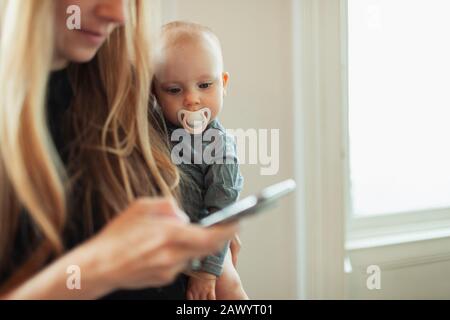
{"left": 1, "top": 69, "right": 187, "bottom": 299}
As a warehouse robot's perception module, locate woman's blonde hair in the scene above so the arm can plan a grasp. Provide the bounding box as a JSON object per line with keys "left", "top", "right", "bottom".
{"left": 0, "top": 0, "right": 179, "bottom": 291}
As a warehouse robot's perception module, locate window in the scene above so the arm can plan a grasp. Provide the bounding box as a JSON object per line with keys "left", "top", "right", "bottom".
{"left": 347, "top": 0, "right": 450, "bottom": 217}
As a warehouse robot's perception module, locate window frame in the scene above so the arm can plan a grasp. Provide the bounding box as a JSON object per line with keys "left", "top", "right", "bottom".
{"left": 342, "top": 0, "right": 450, "bottom": 251}
{"left": 292, "top": 0, "right": 347, "bottom": 299}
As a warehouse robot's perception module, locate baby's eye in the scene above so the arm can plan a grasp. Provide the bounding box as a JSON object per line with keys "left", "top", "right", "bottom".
{"left": 165, "top": 87, "right": 181, "bottom": 94}
{"left": 198, "top": 82, "right": 213, "bottom": 89}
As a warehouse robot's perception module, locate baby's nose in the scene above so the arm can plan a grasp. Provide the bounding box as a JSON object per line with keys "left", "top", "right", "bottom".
{"left": 183, "top": 92, "right": 201, "bottom": 109}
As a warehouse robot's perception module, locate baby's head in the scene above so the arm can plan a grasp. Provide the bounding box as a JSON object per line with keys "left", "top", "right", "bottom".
{"left": 153, "top": 21, "right": 229, "bottom": 134}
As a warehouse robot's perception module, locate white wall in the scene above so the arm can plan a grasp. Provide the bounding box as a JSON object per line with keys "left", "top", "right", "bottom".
{"left": 160, "top": 0, "right": 298, "bottom": 299}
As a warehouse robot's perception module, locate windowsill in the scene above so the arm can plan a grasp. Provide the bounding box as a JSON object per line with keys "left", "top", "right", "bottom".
{"left": 346, "top": 226, "right": 450, "bottom": 251}
{"left": 346, "top": 207, "right": 450, "bottom": 251}
{"left": 346, "top": 223, "right": 450, "bottom": 273}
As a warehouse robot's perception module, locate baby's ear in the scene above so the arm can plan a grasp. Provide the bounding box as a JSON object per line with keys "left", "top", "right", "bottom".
{"left": 222, "top": 72, "right": 230, "bottom": 96}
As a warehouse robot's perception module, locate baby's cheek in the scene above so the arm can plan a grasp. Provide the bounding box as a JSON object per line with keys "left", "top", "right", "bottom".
{"left": 210, "top": 102, "right": 223, "bottom": 121}
{"left": 166, "top": 111, "right": 181, "bottom": 126}
{"left": 160, "top": 103, "right": 180, "bottom": 125}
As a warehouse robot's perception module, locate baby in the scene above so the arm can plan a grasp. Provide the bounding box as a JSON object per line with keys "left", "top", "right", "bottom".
{"left": 152, "top": 21, "right": 247, "bottom": 300}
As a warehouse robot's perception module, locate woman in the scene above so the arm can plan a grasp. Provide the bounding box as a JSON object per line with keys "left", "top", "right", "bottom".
{"left": 0, "top": 0, "right": 237, "bottom": 299}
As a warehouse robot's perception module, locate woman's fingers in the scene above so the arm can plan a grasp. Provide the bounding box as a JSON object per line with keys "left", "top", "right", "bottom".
{"left": 97, "top": 197, "right": 239, "bottom": 290}
{"left": 172, "top": 223, "right": 239, "bottom": 256}
{"left": 172, "top": 260, "right": 191, "bottom": 277}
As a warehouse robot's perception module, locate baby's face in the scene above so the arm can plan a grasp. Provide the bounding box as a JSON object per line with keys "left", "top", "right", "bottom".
{"left": 153, "top": 35, "right": 229, "bottom": 128}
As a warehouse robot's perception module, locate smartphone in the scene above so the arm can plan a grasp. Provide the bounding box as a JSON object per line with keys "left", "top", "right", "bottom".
{"left": 199, "top": 179, "right": 296, "bottom": 227}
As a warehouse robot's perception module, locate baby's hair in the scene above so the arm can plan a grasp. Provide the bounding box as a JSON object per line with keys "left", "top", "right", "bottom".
{"left": 159, "top": 21, "right": 224, "bottom": 67}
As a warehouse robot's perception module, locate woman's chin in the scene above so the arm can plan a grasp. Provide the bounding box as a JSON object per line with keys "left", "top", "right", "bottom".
{"left": 67, "top": 48, "right": 99, "bottom": 64}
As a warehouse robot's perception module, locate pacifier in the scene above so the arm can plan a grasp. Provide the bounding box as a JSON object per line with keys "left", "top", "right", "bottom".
{"left": 177, "top": 108, "right": 211, "bottom": 134}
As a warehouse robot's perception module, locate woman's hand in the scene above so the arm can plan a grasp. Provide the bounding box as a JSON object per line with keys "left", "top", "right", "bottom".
{"left": 91, "top": 197, "right": 238, "bottom": 291}
{"left": 3, "top": 197, "right": 237, "bottom": 299}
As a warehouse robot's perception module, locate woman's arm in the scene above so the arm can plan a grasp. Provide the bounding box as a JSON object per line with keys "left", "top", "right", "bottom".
{"left": 2, "top": 198, "right": 238, "bottom": 300}
{"left": 2, "top": 237, "right": 112, "bottom": 299}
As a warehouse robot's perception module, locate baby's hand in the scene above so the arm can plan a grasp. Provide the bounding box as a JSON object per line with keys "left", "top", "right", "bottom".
{"left": 186, "top": 271, "right": 217, "bottom": 300}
